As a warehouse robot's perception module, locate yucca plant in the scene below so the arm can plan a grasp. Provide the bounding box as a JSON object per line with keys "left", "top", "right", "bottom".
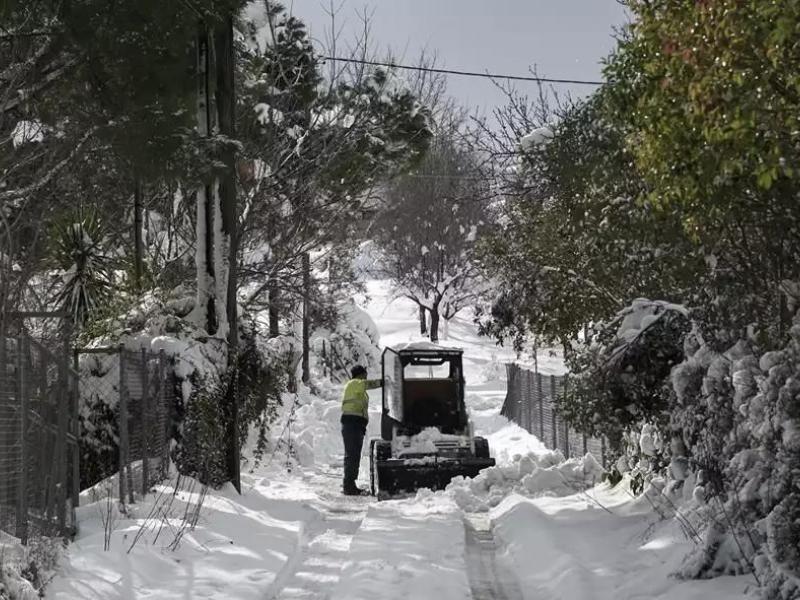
{"left": 53, "top": 215, "right": 115, "bottom": 326}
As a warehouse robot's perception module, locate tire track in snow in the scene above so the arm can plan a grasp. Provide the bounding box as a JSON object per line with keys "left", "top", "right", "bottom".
{"left": 264, "top": 471, "right": 371, "bottom": 600}
{"left": 464, "top": 514, "right": 524, "bottom": 600}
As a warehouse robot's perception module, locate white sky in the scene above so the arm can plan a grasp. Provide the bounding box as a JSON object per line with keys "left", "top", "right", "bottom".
{"left": 288, "top": 0, "right": 629, "bottom": 113}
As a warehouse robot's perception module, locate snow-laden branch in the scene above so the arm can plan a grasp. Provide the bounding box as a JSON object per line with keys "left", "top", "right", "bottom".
{"left": 540, "top": 265, "right": 624, "bottom": 308}
{"left": 0, "top": 127, "right": 95, "bottom": 206}
{"left": 1, "top": 57, "right": 78, "bottom": 114}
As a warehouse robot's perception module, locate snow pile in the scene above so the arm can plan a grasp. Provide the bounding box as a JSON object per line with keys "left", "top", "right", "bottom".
{"left": 48, "top": 470, "right": 331, "bottom": 600}
{"left": 447, "top": 450, "right": 604, "bottom": 512}
{"left": 0, "top": 538, "right": 38, "bottom": 600}
{"left": 0, "top": 533, "right": 62, "bottom": 600}
{"left": 490, "top": 486, "right": 751, "bottom": 600}
{"left": 260, "top": 384, "right": 344, "bottom": 469}
{"left": 311, "top": 298, "right": 382, "bottom": 380}
{"left": 392, "top": 427, "right": 465, "bottom": 455}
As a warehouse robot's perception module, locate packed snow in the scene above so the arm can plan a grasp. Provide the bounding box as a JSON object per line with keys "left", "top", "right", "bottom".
{"left": 28, "top": 278, "right": 754, "bottom": 599}
{"left": 392, "top": 427, "right": 466, "bottom": 455}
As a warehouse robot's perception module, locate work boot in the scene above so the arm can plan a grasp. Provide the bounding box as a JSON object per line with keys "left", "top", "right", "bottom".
{"left": 343, "top": 484, "right": 368, "bottom": 496}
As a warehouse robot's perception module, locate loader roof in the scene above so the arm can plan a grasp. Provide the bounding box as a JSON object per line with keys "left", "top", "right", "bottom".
{"left": 388, "top": 342, "right": 463, "bottom": 355}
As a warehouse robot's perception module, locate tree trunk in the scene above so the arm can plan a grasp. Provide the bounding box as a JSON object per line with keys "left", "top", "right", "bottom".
{"left": 443, "top": 317, "right": 449, "bottom": 340}
{"left": 194, "top": 24, "right": 217, "bottom": 335}
{"left": 779, "top": 286, "right": 792, "bottom": 339}
{"left": 301, "top": 252, "right": 311, "bottom": 384}
{"left": 429, "top": 307, "right": 441, "bottom": 343}
{"left": 419, "top": 305, "right": 427, "bottom": 336}
{"left": 213, "top": 15, "right": 240, "bottom": 493}
{"left": 133, "top": 180, "right": 144, "bottom": 293}
{"left": 268, "top": 284, "right": 280, "bottom": 337}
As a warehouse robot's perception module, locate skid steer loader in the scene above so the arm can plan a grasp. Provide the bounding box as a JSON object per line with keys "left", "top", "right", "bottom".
{"left": 369, "top": 343, "right": 495, "bottom": 497}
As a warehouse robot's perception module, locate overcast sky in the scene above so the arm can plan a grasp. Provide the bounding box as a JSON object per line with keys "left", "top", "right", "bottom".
{"left": 288, "top": 0, "right": 629, "bottom": 114}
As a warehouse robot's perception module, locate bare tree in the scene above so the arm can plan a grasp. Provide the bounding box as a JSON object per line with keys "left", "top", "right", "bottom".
{"left": 373, "top": 117, "right": 492, "bottom": 342}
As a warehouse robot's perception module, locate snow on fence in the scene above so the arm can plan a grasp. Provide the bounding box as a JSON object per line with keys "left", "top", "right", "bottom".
{"left": 75, "top": 347, "right": 175, "bottom": 506}
{"left": 502, "top": 364, "right": 607, "bottom": 468}
{"left": 0, "top": 314, "right": 79, "bottom": 544}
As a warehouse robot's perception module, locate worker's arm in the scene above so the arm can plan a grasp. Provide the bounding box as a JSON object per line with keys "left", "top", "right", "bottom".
{"left": 365, "top": 378, "right": 383, "bottom": 390}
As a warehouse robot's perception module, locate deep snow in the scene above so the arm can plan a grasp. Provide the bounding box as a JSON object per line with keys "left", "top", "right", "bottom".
{"left": 35, "top": 279, "right": 755, "bottom": 600}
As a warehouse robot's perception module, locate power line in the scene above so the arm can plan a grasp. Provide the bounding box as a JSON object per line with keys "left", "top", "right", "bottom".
{"left": 403, "top": 173, "right": 486, "bottom": 181}
{"left": 322, "top": 56, "right": 604, "bottom": 87}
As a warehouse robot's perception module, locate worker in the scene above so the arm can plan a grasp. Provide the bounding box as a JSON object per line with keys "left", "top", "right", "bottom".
{"left": 341, "top": 364, "right": 382, "bottom": 495}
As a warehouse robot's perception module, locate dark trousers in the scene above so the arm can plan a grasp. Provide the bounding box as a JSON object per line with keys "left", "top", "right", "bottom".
{"left": 341, "top": 414, "right": 367, "bottom": 489}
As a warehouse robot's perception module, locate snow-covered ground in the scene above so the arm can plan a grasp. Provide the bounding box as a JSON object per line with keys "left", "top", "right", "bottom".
{"left": 40, "top": 279, "right": 755, "bottom": 600}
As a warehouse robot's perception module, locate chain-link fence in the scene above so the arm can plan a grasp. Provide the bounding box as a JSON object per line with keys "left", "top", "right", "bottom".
{"left": 0, "top": 313, "right": 79, "bottom": 544}
{"left": 502, "top": 364, "right": 607, "bottom": 468}
{"left": 76, "top": 347, "right": 175, "bottom": 505}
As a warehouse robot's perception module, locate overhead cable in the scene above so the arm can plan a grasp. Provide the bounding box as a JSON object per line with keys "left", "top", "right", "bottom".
{"left": 322, "top": 56, "right": 604, "bottom": 86}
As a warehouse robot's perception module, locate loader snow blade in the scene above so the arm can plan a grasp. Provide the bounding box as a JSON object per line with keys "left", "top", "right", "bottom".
{"left": 375, "top": 457, "right": 495, "bottom": 496}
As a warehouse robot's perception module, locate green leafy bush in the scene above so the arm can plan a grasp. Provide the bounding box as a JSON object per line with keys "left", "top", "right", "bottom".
{"left": 559, "top": 300, "right": 690, "bottom": 454}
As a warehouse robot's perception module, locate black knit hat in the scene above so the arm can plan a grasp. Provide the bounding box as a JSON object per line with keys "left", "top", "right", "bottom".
{"left": 350, "top": 364, "right": 367, "bottom": 378}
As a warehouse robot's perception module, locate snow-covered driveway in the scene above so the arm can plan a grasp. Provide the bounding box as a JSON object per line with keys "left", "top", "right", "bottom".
{"left": 46, "top": 281, "right": 752, "bottom": 600}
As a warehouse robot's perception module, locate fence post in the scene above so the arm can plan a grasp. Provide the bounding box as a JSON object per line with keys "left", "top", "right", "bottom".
{"left": 537, "top": 372, "right": 544, "bottom": 441}
{"left": 118, "top": 349, "right": 129, "bottom": 505}
{"left": 125, "top": 353, "right": 135, "bottom": 504}
{"left": 159, "top": 350, "right": 169, "bottom": 476}
{"left": 503, "top": 364, "right": 515, "bottom": 421}
{"left": 0, "top": 324, "right": 7, "bottom": 510}
{"left": 16, "top": 336, "right": 28, "bottom": 544}
{"left": 562, "top": 375, "right": 570, "bottom": 457}
{"left": 601, "top": 437, "right": 607, "bottom": 469}
{"left": 550, "top": 375, "right": 558, "bottom": 450}
{"left": 519, "top": 371, "right": 531, "bottom": 431}
{"left": 527, "top": 371, "right": 535, "bottom": 434}
{"left": 141, "top": 348, "right": 149, "bottom": 497}
{"left": 56, "top": 343, "right": 69, "bottom": 534}
{"left": 72, "top": 350, "right": 80, "bottom": 516}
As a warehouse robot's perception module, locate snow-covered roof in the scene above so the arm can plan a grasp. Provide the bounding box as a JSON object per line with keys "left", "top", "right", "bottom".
{"left": 388, "top": 341, "right": 463, "bottom": 354}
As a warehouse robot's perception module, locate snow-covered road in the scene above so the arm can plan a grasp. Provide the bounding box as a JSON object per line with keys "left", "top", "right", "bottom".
{"left": 45, "top": 280, "right": 753, "bottom": 600}
{"left": 464, "top": 514, "right": 523, "bottom": 600}
{"left": 262, "top": 468, "right": 369, "bottom": 600}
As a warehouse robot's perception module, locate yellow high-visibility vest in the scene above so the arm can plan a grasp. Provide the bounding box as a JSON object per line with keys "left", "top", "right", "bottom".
{"left": 341, "top": 378, "right": 382, "bottom": 420}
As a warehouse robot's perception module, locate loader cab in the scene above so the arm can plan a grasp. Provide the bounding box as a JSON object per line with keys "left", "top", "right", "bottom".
{"left": 381, "top": 343, "right": 468, "bottom": 439}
